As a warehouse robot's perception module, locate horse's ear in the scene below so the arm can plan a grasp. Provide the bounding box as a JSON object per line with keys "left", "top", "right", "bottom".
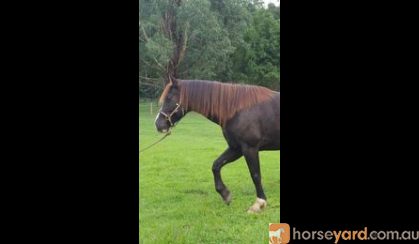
{"left": 164, "top": 77, "right": 171, "bottom": 86}
{"left": 172, "top": 78, "right": 178, "bottom": 87}
{"left": 167, "top": 76, "right": 178, "bottom": 87}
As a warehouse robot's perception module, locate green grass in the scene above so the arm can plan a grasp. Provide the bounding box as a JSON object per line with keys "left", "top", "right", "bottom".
{"left": 139, "top": 102, "right": 280, "bottom": 243}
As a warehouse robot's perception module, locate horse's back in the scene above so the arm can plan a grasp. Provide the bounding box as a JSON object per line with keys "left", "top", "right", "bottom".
{"left": 224, "top": 92, "right": 280, "bottom": 150}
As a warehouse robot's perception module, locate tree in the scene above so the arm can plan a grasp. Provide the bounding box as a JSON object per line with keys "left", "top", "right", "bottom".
{"left": 231, "top": 7, "right": 280, "bottom": 90}
{"left": 139, "top": 0, "right": 280, "bottom": 99}
{"left": 139, "top": 0, "right": 238, "bottom": 95}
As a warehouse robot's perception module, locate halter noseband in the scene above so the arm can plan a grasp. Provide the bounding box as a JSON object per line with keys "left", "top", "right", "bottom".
{"left": 159, "top": 103, "right": 184, "bottom": 127}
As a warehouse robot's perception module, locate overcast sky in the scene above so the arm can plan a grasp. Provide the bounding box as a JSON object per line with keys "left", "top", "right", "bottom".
{"left": 263, "top": 0, "right": 280, "bottom": 7}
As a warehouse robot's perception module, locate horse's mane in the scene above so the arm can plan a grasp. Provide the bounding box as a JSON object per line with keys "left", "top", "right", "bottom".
{"left": 162, "top": 80, "right": 275, "bottom": 127}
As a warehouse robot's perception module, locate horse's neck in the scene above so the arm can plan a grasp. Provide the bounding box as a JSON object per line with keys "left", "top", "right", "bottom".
{"left": 187, "top": 107, "right": 220, "bottom": 125}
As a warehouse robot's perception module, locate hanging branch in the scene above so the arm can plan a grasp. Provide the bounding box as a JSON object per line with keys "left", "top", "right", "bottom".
{"left": 139, "top": 20, "right": 149, "bottom": 42}
{"left": 139, "top": 76, "right": 161, "bottom": 81}
{"left": 160, "top": 0, "right": 185, "bottom": 81}
{"left": 152, "top": 56, "right": 166, "bottom": 71}
{"left": 176, "top": 21, "right": 189, "bottom": 69}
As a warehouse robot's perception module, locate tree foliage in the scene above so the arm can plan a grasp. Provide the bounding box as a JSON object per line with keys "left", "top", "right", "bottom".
{"left": 139, "top": 0, "right": 280, "bottom": 99}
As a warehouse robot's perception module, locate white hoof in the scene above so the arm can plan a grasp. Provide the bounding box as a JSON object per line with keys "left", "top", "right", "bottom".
{"left": 247, "top": 198, "right": 267, "bottom": 213}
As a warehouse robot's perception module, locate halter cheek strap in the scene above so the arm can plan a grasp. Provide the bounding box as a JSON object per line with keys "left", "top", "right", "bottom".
{"left": 159, "top": 103, "right": 184, "bottom": 127}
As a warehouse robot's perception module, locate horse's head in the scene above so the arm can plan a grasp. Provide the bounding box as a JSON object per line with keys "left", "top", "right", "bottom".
{"left": 155, "top": 78, "right": 186, "bottom": 133}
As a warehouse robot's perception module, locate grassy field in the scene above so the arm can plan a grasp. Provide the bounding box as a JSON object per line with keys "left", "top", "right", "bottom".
{"left": 139, "top": 102, "right": 280, "bottom": 243}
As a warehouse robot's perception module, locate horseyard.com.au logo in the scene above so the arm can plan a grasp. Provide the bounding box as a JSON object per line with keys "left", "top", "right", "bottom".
{"left": 269, "top": 223, "right": 290, "bottom": 244}
{"left": 269, "top": 224, "right": 419, "bottom": 243}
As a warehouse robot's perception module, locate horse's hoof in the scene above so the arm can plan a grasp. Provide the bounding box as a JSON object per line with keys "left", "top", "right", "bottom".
{"left": 223, "top": 191, "right": 232, "bottom": 205}
{"left": 247, "top": 198, "right": 267, "bottom": 213}
{"left": 247, "top": 208, "right": 260, "bottom": 214}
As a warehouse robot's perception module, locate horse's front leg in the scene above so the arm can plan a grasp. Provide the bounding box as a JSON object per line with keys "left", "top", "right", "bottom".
{"left": 242, "top": 145, "right": 267, "bottom": 213}
{"left": 212, "top": 147, "right": 242, "bottom": 204}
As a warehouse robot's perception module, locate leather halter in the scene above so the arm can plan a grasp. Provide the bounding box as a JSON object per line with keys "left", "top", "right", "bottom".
{"left": 159, "top": 103, "right": 184, "bottom": 127}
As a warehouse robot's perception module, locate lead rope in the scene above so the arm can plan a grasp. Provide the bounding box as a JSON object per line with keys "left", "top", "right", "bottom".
{"left": 139, "top": 131, "right": 171, "bottom": 153}
{"left": 141, "top": 103, "right": 183, "bottom": 153}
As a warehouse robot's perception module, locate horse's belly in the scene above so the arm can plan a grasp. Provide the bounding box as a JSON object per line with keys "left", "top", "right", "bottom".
{"left": 260, "top": 129, "right": 280, "bottom": 150}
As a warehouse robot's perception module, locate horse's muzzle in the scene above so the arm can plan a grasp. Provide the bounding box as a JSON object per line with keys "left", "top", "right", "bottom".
{"left": 155, "top": 116, "right": 171, "bottom": 133}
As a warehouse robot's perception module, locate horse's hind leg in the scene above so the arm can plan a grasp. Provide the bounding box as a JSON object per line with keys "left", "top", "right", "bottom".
{"left": 212, "top": 147, "right": 242, "bottom": 204}
{"left": 242, "top": 146, "right": 267, "bottom": 213}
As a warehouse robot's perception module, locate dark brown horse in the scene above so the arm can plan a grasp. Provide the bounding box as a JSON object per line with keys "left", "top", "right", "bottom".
{"left": 155, "top": 78, "right": 280, "bottom": 213}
